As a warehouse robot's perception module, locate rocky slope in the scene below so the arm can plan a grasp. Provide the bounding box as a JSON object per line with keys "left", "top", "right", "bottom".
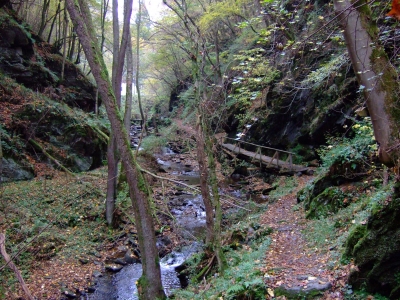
{"left": 0, "top": 8, "right": 107, "bottom": 181}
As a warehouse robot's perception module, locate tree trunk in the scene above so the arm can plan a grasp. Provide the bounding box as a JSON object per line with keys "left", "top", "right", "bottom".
{"left": 106, "top": 0, "right": 133, "bottom": 226}
{"left": 106, "top": 136, "right": 118, "bottom": 226}
{"left": 65, "top": 1, "right": 166, "bottom": 298}
{"left": 47, "top": 0, "right": 61, "bottom": 43}
{"left": 136, "top": 0, "right": 147, "bottom": 135}
{"left": 196, "top": 114, "right": 215, "bottom": 244}
{"left": 334, "top": 0, "right": 399, "bottom": 166}
{"left": 100, "top": 0, "right": 110, "bottom": 52}
{"left": 68, "top": 27, "right": 77, "bottom": 61}
{"left": 38, "top": 0, "right": 50, "bottom": 38}
{"left": 61, "top": 4, "right": 69, "bottom": 81}
{"left": 203, "top": 116, "right": 227, "bottom": 273}
{"left": 124, "top": 31, "right": 133, "bottom": 132}
{"left": 112, "top": 0, "right": 120, "bottom": 100}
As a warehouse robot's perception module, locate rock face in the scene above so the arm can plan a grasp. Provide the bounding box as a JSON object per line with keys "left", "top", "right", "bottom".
{"left": 0, "top": 9, "right": 107, "bottom": 181}
{"left": 0, "top": 11, "right": 99, "bottom": 112}
{"left": 346, "top": 190, "right": 400, "bottom": 299}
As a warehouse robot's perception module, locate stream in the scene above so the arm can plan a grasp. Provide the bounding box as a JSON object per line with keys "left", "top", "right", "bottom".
{"left": 87, "top": 146, "right": 206, "bottom": 299}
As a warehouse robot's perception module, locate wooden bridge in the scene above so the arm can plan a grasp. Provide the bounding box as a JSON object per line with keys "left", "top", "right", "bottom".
{"left": 220, "top": 137, "right": 308, "bottom": 173}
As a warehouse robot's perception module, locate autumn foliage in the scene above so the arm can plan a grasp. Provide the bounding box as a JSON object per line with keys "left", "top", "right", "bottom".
{"left": 387, "top": 0, "right": 400, "bottom": 20}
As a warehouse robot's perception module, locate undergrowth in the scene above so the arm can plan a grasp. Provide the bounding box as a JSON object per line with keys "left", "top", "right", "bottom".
{"left": 0, "top": 168, "right": 114, "bottom": 295}
{"left": 173, "top": 238, "right": 270, "bottom": 299}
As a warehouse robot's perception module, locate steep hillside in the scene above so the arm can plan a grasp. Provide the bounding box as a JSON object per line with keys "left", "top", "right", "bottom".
{"left": 0, "top": 9, "right": 108, "bottom": 181}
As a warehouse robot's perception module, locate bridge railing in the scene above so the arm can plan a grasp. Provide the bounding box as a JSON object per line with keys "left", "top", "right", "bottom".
{"left": 221, "top": 137, "right": 296, "bottom": 171}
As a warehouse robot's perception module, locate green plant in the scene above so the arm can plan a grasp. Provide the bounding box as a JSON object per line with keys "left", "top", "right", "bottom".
{"left": 141, "top": 135, "right": 168, "bottom": 153}
{"left": 317, "top": 117, "right": 377, "bottom": 175}
{"left": 269, "top": 176, "right": 298, "bottom": 200}
{"left": 174, "top": 238, "right": 270, "bottom": 299}
{"left": 227, "top": 48, "right": 280, "bottom": 127}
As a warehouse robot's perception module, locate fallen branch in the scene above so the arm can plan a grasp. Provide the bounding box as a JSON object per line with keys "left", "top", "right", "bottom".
{"left": 195, "top": 254, "right": 216, "bottom": 281}
{"left": 91, "top": 126, "right": 109, "bottom": 143}
{"left": 0, "top": 233, "right": 34, "bottom": 300}
{"left": 29, "top": 139, "right": 75, "bottom": 176}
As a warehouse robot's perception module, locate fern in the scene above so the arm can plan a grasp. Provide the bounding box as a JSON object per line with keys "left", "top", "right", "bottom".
{"left": 226, "top": 284, "right": 245, "bottom": 294}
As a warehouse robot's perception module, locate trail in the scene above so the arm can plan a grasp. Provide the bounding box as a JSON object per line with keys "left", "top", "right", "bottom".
{"left": 260, "top": 177, "right": 350, "bottom": 299}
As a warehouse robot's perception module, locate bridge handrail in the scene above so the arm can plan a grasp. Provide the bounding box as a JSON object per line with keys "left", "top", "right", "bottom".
{"left": 223, "top": 137, "right": 295, "bottom": 156}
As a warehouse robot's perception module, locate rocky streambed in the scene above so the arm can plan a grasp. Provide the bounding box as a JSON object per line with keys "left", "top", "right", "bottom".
{"left": 85, "top": 148, "right": 207, "bottom": 299}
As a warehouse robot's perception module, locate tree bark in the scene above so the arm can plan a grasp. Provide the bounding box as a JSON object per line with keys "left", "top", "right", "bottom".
{"left": 136, "top": 0, "right": 147, "bottom": 135}
{"left": 124, "top": 30, "right": 134, "bottom": 132}
{"left": 47, "top": 0, "right": 61, "bottom": 43}
{"left": 38, "top": 0, "right": 51, "bottom": 38}
{"left": 106, "top": 0, "right": 134, "bottom": 226}
{"left": 65, "top": 1, "right": 165, "bottom": 298}
{"left": 100, "top": 0, "right": 110, "bottom": 52}
{"left": 203, "top": 116, "right": 227, "bottom": 273}
{"left": 334, "top": 0, "right": 399, "bottom": 166}
{"left": 196, "top": 114, "right": 215, "bottom": 244}
{"left": 61, "top": 3, "right": 69, "bottom": 81}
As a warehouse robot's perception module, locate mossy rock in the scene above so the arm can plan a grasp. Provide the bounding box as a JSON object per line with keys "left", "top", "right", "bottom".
{"left": 305, "top": 186, "right": 347, "bottom": 219}
{"left": 297, "top": 173, "right": 336, "bottom": 206}
{"left": 344, "top": 224, "right": 367, "bottom": 258}
{"left": 347, "top": 196, "right": 400, "bottom": 298}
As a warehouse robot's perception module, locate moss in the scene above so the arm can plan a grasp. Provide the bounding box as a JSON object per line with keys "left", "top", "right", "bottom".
{"left": 344, "top": 224, "right": 367, "bottom": 257}
{"left": 306, "top": 186, "right": 346, "bottom": 219}
{"left": 348, "top": 197, "right": 400, "bottom": 297}
{"left": 352, "top": 0, "right": 379, "bottom": 38}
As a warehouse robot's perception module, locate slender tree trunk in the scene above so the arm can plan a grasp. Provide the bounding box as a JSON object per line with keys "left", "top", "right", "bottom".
{"left": 65, "top": 1, "right": 166, "bottom": 298}
{"left": 124, "top": 31, "right": 133, "bottom": 132}
{"left": 68, "top": 27, "right": 77, "bottom": 61}
{"left": 100, "top": 0, "right": 110, "bottom": 53}
{"left": 106, "top": 137, "right": 117, "bottom": 225}
{"left": 136, "top": 0, "right": 147, "bottom": 135}
{"left": 106, "top": 0, "right": 133, "bottom": 226}
{"left": 61, "top": 4, "right": 69, "bottom": 81}
{"left": 203, "top": 115, "right": 227, "bottom": 273}
{"left": 334, "top": 0, "right": 399, "bottom": 166}
{"left": 47, "top": 0, "right": 61, "bottom": 43}
{"left": 112, "top": 0, "right": 120, "bottom": 98}
{"left": 196, "top": 114, "right": 215, "bottom": 244}
{"left": 38, "top": 0, "right": 50, "bottom": 38}
{"left": 75, "top": 41, "right": 81, "bottom": 64}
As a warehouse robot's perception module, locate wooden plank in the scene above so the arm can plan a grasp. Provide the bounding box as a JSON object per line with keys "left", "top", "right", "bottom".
{"left": 221, "top": 143, "right": 307, "bottom": 172}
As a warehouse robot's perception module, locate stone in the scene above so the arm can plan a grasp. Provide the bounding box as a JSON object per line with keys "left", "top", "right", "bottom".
{"left": 1, "top": 158, "right": 34, "bottom": 182}
{"left": 61, "top": 288, "right": 77, "bottom": 299}
{"left": 105, "top": 264, "right": 123, "bottom": 272}
{"left": 92, "top": 271, "right": 103, "bottom": 278}
{"left": 275, "top": 278, "right": 332, "bottom": 298}
{"left": 124, "top": 249, "right": 140, "bottom": 264}
{"left": 114, "top": 258, "right": 127, "bottom": 266}
{"left": 78, "top": 257, "right": 90, "bottom": 264}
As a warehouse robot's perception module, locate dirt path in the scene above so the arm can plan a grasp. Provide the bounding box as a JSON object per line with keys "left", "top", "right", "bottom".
{"left": 259, "top": 176, "right": 349, "bottom": 299}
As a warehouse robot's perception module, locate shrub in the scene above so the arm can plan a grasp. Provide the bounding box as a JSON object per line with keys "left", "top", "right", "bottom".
{"left": 317, "top": 117, "right": 377, "bottom": 176}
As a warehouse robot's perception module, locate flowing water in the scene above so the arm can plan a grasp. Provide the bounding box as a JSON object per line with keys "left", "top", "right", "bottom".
{"left": 88, "top": 243, "right": 202, "bottom": 299}
{"left": 87, "top": 148, "right": 205, "bottom": 299}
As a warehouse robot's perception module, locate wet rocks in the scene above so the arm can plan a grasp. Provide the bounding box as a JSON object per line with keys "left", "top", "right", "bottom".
{"left": 61, "top": 288, "right": 77, "bottom": 299}
{"left": 105, "top": 264, "right": 123, "bottom": 273}
{"left": 274, "top": 275, "right": 332, "bottom": 299}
